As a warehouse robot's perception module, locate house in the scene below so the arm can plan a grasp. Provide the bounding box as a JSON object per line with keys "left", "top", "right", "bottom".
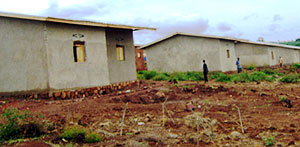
{"left": 0, "top": 12, "right": 155, "bottom": 95}
{"left": 134, "top": 45, "right": 147, "bottom": 71}
{"left": 141, "top": 33, "right": 300, "bottom": 73}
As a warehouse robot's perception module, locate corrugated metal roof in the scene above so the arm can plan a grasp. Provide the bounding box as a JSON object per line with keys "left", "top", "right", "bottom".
{"left": 141, "top": 32, "right": 300, "bottom": 50}
{"left": 0, "top": 12, "right": 156, "bottom": 31}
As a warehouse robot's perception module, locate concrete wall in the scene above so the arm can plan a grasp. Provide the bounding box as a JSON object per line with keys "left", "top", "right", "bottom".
{"left": 46, "top": 23, "right": 110, "bottom": 90}
{"left": 219, "top": 40, "right": 237, "bottom": 71}
{"left": 145, "top": 35, "right": 223, "bottom": 72}
{"left": 235, "top": 43, "right": 269, "bottom": 67}
{"left": 0, "top": 17, "right": 49, "bottom": 94}
{"left": 268, "top": 47, "right": 300, "bottom": 66}
{"left": 105, "top": 28, "right": 136, "bottom": 83}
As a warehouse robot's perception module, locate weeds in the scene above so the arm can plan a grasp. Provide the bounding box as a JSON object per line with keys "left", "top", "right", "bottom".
{"left": 60, "top": 125, "right": 102, "bottom": 143}
{"left": 280, "top": 74, "right": 300, "bottom": 83}
{"left": 280, "top": 96, "right": 286, "bottom": 102}
{"left": 0, "top": 108, "right": 47, "bottom": 142}
{"left": 263, "top": 136, "right": 275, "bottom": 146}
{"left": 245, "top": 64, "right": 256, "bottom": 70}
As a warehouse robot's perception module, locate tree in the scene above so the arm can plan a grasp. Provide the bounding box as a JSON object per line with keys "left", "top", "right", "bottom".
{"left": 257, "top": 37, "right": 265, "bottom": 42}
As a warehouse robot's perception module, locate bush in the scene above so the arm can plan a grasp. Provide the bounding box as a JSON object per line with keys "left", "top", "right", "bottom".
{"left": 250, "top": 71, "right": 267, "bottom": 82}
{"left": 246, "top": 64, "right": 256, "bottom": 70}
{"left": 280, "top": 96, "right": 286, "bottom": 102}
{"left": 280, "top": 74, "right": 300, "bottom": 83}
{"left": 264, "top": 136, "right": 275, "bottom": 146}
{"left": 137, "top": 74, "right": 145, "bottom": 80}
{"left": 186, "top": 71, "right": 204, "bottom": 81}
{"left": 209, "top": 72, "right": 223, "bottom": 80}
{"left": 0, "top": 108, "right": 46, "bottom": 142}
{"left": 143, "top": 71, "right": 157, "bottom": 80}
{"left": 60, "top": 125, "right": 102, "bottom": 143}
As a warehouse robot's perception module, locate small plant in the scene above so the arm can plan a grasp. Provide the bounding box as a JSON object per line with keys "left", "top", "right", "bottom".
{"left": 246, "top": 64, "right": 256, "bottom": 70}
{"left": 264, "top": 136, "right": 275, "bottom": 146}
{"left": 292, "top": 63, "right": 300, "bottom": 70}
{"left": 280, "top": 96, "right": 286, "bottom": 102}
{"left": 216, "top": 73, "right": 232, "bottom": 82}
{"left": 60, "top": 125, "right": 102, "bottom": 143}
{"left": 84, "top": 132, "right": 102, "bottom": 143}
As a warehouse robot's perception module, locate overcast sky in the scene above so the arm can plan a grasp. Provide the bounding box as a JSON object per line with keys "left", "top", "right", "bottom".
{"left": 0, "top": 0, "right": 300, "bottom": 45}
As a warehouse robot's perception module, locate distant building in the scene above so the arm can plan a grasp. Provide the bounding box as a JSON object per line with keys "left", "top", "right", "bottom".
{"left": 135, "top": 46, "right": 147, "bottom": 71}
{"left": 141, "top": 33, "right": 300, "bottom": 72}
{"left": 0, "top": 12, "right": 154, "bottom": 95}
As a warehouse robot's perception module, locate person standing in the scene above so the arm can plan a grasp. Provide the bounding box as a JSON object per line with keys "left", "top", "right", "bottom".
{"left": 279, "top": 56, "right": 283, "bottom": 67}
{"left": 236, "top": 58, "right": 242, "bottom": 73}
{"left": 203, "top": 60, "right": 209, "bottom": 82}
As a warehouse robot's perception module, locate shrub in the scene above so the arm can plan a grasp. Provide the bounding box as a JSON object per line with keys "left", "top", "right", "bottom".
{"left": 137, "top": 74, "right": 145, "bottom": 80}
{"left": 60, "top": 125, "right": 102, "bottom": 143}
{"left": 264, "top": 136, "right": 275, "bottom": 146}
{"left": 246, "top": 64, "right": 256, "bottom": 70}
{"left": 0, "top": 108, "right": 46, "bottom": 142}
{"left": 280, "top": 74, "right": 300, "bottom": 83}
{"left": 262, "top": 69, "right": 276, "bottom": 75}
{"left": 186, "top": 71, "right": 204, "bottom": 81}
{"left": 143, "top": 71, "right": 157, "bottom": 80}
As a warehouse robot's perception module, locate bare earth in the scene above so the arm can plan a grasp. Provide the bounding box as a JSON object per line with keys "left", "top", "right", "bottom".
{"left": 1, "top": 79, "right": 300, "bottom": 146}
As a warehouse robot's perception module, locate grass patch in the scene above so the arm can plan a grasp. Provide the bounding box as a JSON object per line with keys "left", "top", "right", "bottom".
{"left": 280, "top": 74, "right": 300, "bottom": 83}
{"left": 245, "top": 64, "right": 256, "bottom": 70}
{"left": 60, "top": 125, "right": 102, "bottom": 143}
{"left": 0, "top": 108, "right": 48, "bottom": 142}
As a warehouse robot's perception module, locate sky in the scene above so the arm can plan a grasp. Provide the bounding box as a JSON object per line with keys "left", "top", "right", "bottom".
{"left": 0, "top": 0, "right": 300, "bottom": 45}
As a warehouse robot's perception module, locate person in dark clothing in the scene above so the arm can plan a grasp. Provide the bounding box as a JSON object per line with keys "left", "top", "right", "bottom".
{"left": 203, "top": 60, "right": 209, "bottom": 82}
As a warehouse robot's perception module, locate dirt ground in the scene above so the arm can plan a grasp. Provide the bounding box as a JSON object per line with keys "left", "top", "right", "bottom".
{"left": 1, "top": 78, "right": 300, "bottom": 146}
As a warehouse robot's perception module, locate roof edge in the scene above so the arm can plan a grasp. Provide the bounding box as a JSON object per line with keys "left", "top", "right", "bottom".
{"left": 141, "top": 32, "right": 300, "bottom": 50}
{"left": 0, "top": 12, "right": 156, "bottom": 31}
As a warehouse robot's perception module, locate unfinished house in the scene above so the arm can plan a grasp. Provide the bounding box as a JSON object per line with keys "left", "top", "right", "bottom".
{"left": 135, "top": 46, "right": 147, "bottom": 71}
{"left": 0, "top": 12, "right": 154, "bottom": 95}
{"left": 141, "top": 33, "right": 300, "bottom": 72}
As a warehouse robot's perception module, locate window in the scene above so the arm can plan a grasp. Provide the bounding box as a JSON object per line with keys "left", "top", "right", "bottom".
{"left": 226, "top": 49, "right": 230, "bottom": 58}
{"left": 271, "top": 51, "right": 274, "bottom": 60}
{"left": 73, "top": 41, "right": 86, "bottom": 62}
{"left": 116, "top": 45, "right": 125, "bottom": 61}
{"left": 137, "top": 52, "right": 141, "bottom": 58}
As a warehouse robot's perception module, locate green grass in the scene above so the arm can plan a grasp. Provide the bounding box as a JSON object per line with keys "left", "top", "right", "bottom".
{"left": 0, "top": 108, "right": 47, "bottom": 142}
{"left": 264, "top": 136, "right": 275, "bottom": 146}
{"left": 245, "top": 64, "right": 256, "bottom": 70}
{"left": 60, "top": 125, "right": 102, "bottom": 143}
{"left": 136, "top": 68, "right": 296, "bottom": 83}
{"left": 280, "top": 74, "right": 300, "bottom": 83}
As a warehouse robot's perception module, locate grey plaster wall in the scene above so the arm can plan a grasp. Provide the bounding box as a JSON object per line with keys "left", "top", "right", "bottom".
{"left": 0, "top": 17, "right": 49, "bottom": 93}
{"left": 105, "top": 29, "right": 136, "bottom": 83}
{"left": 235, "top": 43, "right": 269, "bottom": 67}
{"left": 268, "top": 47, "right": 300, "bottom": 66}
{"left": 219, "top": 40, "right": 237, "bottom": 71}
{"left": 46, "top": 23, "right": 110, "bottom": 90}
{"left": 145, "top": 35, "right": 223, "bottom": 72}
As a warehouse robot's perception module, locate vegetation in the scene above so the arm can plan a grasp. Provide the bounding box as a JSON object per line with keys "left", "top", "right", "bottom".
{"left": 292, "top": 63, "right": 300, "bottom": 70}
{"left": 245, "top": 64, "right": 256, "bottom": 70}
{"left": 263, "top": 136, "right": 275, "bottom": 146}
{"left": 60, "top": 125, "right": 102, "bottom": 143}
{"left": 0, "top": 108, "right": 47, "bottom": 142}
{"left": 137, "top": 67, "right": 300, "bottom": 83}
{"left": 279, "top": 74, "right": 300, "bottom": 83}
{"left": 279, "top": 39, "right": 300, "bottom": 47}
{"left": 280, "top": 96, "right": 286, "bottom": 102}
